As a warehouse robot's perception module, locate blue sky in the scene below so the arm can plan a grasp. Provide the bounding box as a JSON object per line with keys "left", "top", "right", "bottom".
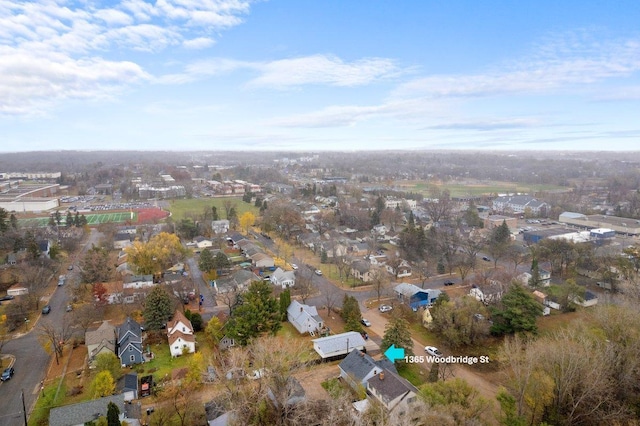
{"left": 1, "top": 0, "right": 639, "bottom": 152}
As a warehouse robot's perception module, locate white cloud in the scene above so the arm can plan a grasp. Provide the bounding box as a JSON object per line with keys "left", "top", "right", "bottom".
{"left": 394, "top": 35, "right": 640, "bottom": 99}
{"left": 0, "top": 0, "right": 252, "bottom": 115}
{"left": 183, "top": 36, "right": 215, "bottom": 50}
{"left": 247, "top": 55, "right": 400, "bottom": 88}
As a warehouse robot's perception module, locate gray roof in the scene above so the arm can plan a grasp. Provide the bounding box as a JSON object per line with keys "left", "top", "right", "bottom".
{"left": 287, "top": 300, "right": 322, "bottom": 328}
{"left": 215, "top": 270, "right": 261, "bottom": 292}
{"left": 351, "top": 260, "right": 371, "bottom": 274}
{"left": 367, "top": 369, "right": 418, "bottom": 405}
{"left": 49, "top": 394, "right": 126, "bottom": 426}
{"left": 312, "top": 332, "right": 366, "bottom": 356}
{"left": 339, "top": 349, "right": 397, "bottom": 383}
{"left": 394, "top": 283, "right": 423, "bottom": 297}
{"left": 85, "top": 321, "right": 115, "bottom": 347}
{"left": 117, "top": 373, "right": 138, "bottom": 393}
{"left": 272, "top": 267, "right": 295, "bottom": 283}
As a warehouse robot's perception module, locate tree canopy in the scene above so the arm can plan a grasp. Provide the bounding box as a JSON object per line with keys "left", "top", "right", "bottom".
{"left": 125, "top": 232, "right": 187, "bottom": 275}
{"left": 225, "top": 280, "right": 281, "bottom": 345}
{"left": 80, "top": 245, "right": 112, "bottom": 283}
{"left": 341, "top": 295, "right": 363, "bottom": 333}
{"left": 380, "top": 316, "right": 414, "bottom": 357}
{"left": 143, "top": 286, "right": 174, "bottom": 330}
{"left": 490, "top": 284, "right": 542, "bottom": 336}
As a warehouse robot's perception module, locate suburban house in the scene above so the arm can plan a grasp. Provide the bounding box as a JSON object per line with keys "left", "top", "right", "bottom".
{"left": 351, "top": 260, "right": 374, "bottom": 282}
{"left": 113, "top": 232, "right": 133, "bottom": 250}
{"left": 48, "top": 394, "right": 140, "bottom": 426}
{"left": 6, "top": 253, "right": 17, "bottom": 265}
{"left": 212, "top": 219, "right": 230, "bottom": 234}
{"left": 251, "top": 252, "right": 275, "bottom": 269}
{"left": 574, "top": 290, "right": 599, "bottom": 307}
{"left": 85, "top": 321, "right": 116, "bottom": 365}
{"left": 213, "top": 270, "right": 261, "bottom": 294}
{"left": 470, "top": 282, "right": 504, "bottom": 304}
{"left": 270, "top": 267, "right": 296, "bottom": 288}
{"left": 123, "top": 274, "right": 154, "bottom": 289}
{"left": 394, "top": 283, "right": 441, "bottom": 310}
{"left": 312, "top": 331, "right": 366, "bottom": 360}
{"left": 117, "top": 317, "right": 144, "bottom": 366}
{"left": 519, "top": 269, "right": 551, "bottom": 287}
{"left": 194, "top": 236, "right": 213, "bottom": 250}
{"left": 339, "top": 349, "right": 397, "bottom": 391}
{"left": 37, "top": 239, "right": 51, "bottom": 258}
{"left": 226, "top": 233, "right": 247, "bottom": 249}
{"left": 367, "top": 370, "right": 419, "bottom": 412}
{"left": 386, "top": 259, "right": 412, "bottom": 278}
{"left": 287, "top": 300, "right": 324, "bottom": 335}
{"left": 267, "top": 376, "right": 306, "bottom": 408}
{"left": 167, "top": 310, "right": 196, "bottom": 357}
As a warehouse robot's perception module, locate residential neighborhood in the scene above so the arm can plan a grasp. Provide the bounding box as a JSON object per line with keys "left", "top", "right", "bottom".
{"left": 0, "top": 150, "right": 640, "bottom": 425}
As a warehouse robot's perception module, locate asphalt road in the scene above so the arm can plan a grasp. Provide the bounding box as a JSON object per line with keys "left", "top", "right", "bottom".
{"left": 0, "top": 229, "right": 101, "bottom": 425}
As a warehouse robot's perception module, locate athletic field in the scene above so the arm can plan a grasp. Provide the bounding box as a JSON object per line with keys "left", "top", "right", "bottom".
{"left": 18, "top": 211, "right": 138, "bottom": 228}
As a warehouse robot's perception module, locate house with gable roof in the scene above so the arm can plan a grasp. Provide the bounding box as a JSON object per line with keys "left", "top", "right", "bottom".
{"left": 270, "top": 267, "right": 296, "bottom": 288}
{"left": 394, "top": 283, "right": 441, "bottom": 310}
{"left": 339, "top": 349, "right": 397, "bottom": 391}
{"left": 49, "top": 394, "right": 141, "bottom": 426}
{"left": 117, "top": 317, "right": 144, "bottom": 366}
{"left": 367, "top": 369, "right": 419, "bottom": 412}
{"left": 85, "top": 320, "right": 116, "bottom": 365}
{"left": 167, "top": 310, "right": 195, "bottom": 357}
{"left": 287, "top": 300, "right": 323, "bottom": 335}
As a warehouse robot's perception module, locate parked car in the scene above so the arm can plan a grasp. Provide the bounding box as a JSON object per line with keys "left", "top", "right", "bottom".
{"left": 66, "top": 304, "right": 73, "bottom": 312}
{"left": 379, "top": 304, "right": 393, "bottom": 313}
{"left": 314, "top": 269, "right": 323, "bottom": 276}
{"left": 1, "top": 367, "right": 14, "bottom": 381}
{"left": 68, "top": 265, "right": 74, "bottom": 270}
{"left": 443, "top": 280, "right": 455, "bottom": 286}
{"left": 42, "top": 305, "right": 51, "bottom": 314}
{"left": 291, "top": 264, "right": 298, "bottom": 270}
{"left": 0, "top": 295, "right": 14, "bottom": 301}
{"left": 360, "top": 318, "right": 371, "bottom": 327}
{"left": 482, "top": 256, "right": 491, "bottom": 262}
{"left": 424, "top": 346, "right": 443, "bottom": 357}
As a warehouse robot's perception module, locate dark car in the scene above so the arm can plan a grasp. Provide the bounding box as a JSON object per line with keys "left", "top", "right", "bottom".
{"left": 42, "top": 305, "right": 51, "bottom": 314}
{"left": 482, "top": 256, "right": 491, "bottom": 262}
{"left": 444, "top": 281, "right": 455, "bottom": 286}
{"left": 1, "top": 367, "right": 14, "bottom": 381}
{"left": 0, "top": 295, "right": 14, "bottom": 301}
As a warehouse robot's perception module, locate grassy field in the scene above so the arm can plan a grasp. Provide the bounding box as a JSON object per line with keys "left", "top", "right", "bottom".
{"left": 18, "top": 211, "right": 137, "bottom": 228}
{"left": 167, "top": 197, "right": 259, "bottom": 222}
{"left": 395, "top": 180, "right": 570, "bottom": 198}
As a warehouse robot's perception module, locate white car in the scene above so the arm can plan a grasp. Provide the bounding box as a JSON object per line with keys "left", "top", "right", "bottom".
{"left": 379, "top": 304, "right": 393, "bottom": 313}
{"left": 425, "top": 346, "right": 443, "bottom": 357}
{"left": 314, "top": 269, "right": 323, "bottom": 276}
{"left": 291, "top": 264, "right": 298, "bottom": 270}
{"left": 360, "top": 318, "right": 371, "bottom": 327}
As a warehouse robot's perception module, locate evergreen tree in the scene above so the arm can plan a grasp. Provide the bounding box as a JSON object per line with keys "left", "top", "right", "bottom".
{"left": 198, "top": 249, "right": 215, "bottom": 272}
{"left": 9, "top": 213, "right": 18, "bottom": 230}
{"left": 341, "top": 295, "right": 363, "bottom": 333}
{"left": 529, "top": 258, "right": 541, "bottom": 288}
{"left": 143, "top": 287, "right": 173, "bottom": 330}
{"left": 380, "top": 316, "right": 414, "bottom": 357}
{"left": 490, "top": 285, "right": 542, "bottom": 336}
{"left": 48, "top": 215, "right": 56, "bottom": 227}
{"left": 74, "top": 211, "right": 81, "bottom": 226}
{"left": 213, "top": 251, "right": 231, "bottom": 270}
{"left": 226, "top": 280, "right": 281, "bottom": 345}
{"left": 254, "top": 197, "right": 263, "bottom": 208}
{"left": 66, "top": 211, "right": 74, "bottom": 228}
{"left": 107, "top": 401, "right": 121, "bottom": 426}
{"left": 321, "top": 249, "right": 328, "bottom": 264}
{"left": 0, "top": 208, "right": 7, "bottom": 234}
{"left": 54, "top": 210, "right": 62, "bottom": 226}
{"left": 491, "top": 220, "right": 511, "bottom": 245}
{"left": 211, "top": 206, "right": 219, "bottom": 221}
{"left": 370, "top": 209, "right": 381, "bottom": 227}
{"left": 279, "top": 288, "right": 291, "bottom": 320}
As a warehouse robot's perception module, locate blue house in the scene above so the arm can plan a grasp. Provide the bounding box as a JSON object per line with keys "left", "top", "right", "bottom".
{"left": 394, "top": 283, "right": 441, "bottom": 310}
{"left": 117, "top": 317, "right": 144, "bottom": 366}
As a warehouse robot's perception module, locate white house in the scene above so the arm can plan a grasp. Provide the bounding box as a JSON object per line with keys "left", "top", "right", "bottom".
{"left": 212, "top": 219, "right": 230, "bottom": 234}
{"left": 194, "top": 236, "right": 213, "bottom": 249}
{"left": 251, "top": 252, "right": 275, "bottom": 269}
{"left": 287, "top": 300, "right": 323, "bottom": 335}
{"left": 367, "top": 370, "right": 419, "bottom": 412}
{"left": 167, "top": 310, "right": 195, "bottom": 357}
{"left": 270, "top": 268, "right": 296, "bottom": 288}
{"left": 469, "top": 282, "right": 504, "bottom": 304}
{"left": 312, "top": 332, "right": 365, "bottom": 360}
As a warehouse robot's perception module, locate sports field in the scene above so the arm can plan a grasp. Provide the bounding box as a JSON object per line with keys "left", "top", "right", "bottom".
{"left": 18, "top": 211, "right": 138, "bottom": 228}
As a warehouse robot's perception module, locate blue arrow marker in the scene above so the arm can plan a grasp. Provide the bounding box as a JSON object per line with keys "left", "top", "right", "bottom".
{"left": 384, "top": 344, "right": 405, "bottom": 363}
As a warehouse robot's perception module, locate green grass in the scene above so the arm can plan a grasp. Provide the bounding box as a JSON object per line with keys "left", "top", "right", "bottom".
{"left": 396, "top": 180, "right": 570, "bottom": 198}
{"left": 167, "top": 197, "right": 258, "bottom": 222}
{"left": 18, "top": 212, "right": 137, "bottom": 228}
{"left": 29, "top": 383, "right": 66, "bottom": 426}
{"left": 132, "top": 343, "right": 192, "bottom": 383}
{"left": 321, "top": 377, "right": 347, "bottom": 399}
{"left": 397, "top": 362, "right": 427, "bottom": 387}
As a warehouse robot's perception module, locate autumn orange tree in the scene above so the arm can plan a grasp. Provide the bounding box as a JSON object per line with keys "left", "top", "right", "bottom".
{"left": 125, "top": 232, "right": 188, "bottom": 274}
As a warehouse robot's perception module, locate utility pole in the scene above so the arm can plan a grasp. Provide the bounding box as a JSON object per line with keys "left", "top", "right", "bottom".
{"left": 21, "top": 390, "right": 27, "bottom": 426}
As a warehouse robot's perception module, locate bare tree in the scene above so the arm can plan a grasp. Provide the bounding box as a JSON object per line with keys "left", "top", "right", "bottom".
{"left": 370, "top": 268, "right": 390, "bottom": 302}
{"left": 38, "top": 318, "right": 74, "bottom": 365}
{"left": 295, "top": 269, "right": 315, "bottom": 304}
{"left": 424, "top": 188, "right": 453, "bottom": 224}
